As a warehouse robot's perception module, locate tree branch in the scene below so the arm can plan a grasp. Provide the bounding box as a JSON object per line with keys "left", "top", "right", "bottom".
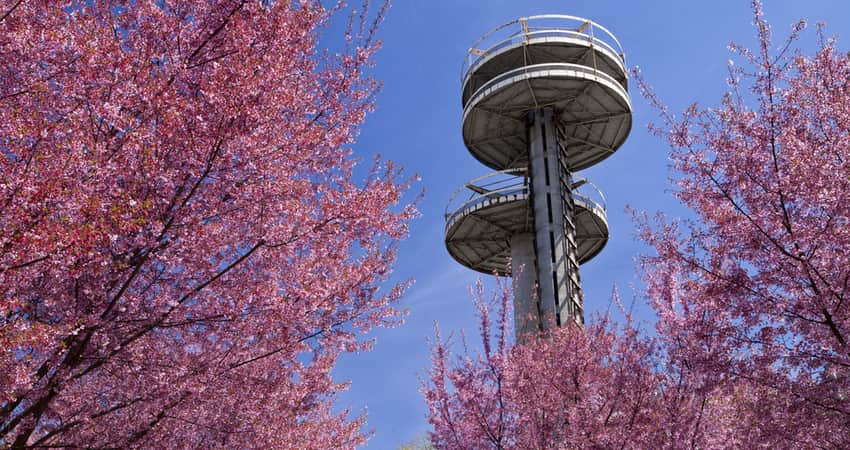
{"left": 0, "top": 0, "right": 22, "bottom": 24}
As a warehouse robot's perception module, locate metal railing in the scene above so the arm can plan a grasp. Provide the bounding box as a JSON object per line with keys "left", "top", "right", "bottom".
{"left": 461, "top": 14, "right": 627, "bottom": 88}
{"left": 445, "top": 168, "right": 528, "bottom": 228}
{"left": 572, "top": 176, "right": 607, "bottom": 219}
{"left": 445, "top": 169, "right": 606, "bottom": 230}
{"left": 463, "top": 62, "right": 629, "bottom": 114}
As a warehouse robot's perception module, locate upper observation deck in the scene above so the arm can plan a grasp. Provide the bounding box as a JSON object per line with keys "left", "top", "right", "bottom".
{"left": 461, "top": 15, "right": 628, "bottom": 106}
{"left": 444, "top": 169, "right": 609, "bottom": 275}
{"left": 460, "top": 15, "right": 632, "bottom": 172}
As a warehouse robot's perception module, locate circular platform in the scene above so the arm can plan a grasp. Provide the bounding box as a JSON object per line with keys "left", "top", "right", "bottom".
{"left": 444, "top": 173, "right": 608, "bottom": 275}
{"left": 573, "top": 192, "right": 608, "bottom": 264}
{"left": 461, "top": 62, "right": 632, "bottom": 171}
{"left": 461, "top": 15, "right": 627, "bottom": 107}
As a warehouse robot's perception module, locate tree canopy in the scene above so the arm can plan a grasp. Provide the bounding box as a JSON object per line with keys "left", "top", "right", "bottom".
{"left": 1, "top": 1, "right": 414, "bottom": 447}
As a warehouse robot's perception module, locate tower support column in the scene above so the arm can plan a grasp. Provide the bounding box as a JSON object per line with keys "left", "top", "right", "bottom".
{"left": 510, "top": 233, "right": 537, "bottom": 338}
{"left": 527, "top": 108, "right": 583, "bottom": 329}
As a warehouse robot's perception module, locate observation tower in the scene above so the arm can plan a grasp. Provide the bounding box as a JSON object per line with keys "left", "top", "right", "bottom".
{"left": 444, "top": 15, "right": 632, "bottom": 336}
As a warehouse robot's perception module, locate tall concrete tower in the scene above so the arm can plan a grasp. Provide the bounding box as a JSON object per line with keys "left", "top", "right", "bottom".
{"left": 444, "top": 15, "right": 631, "bottom": 336}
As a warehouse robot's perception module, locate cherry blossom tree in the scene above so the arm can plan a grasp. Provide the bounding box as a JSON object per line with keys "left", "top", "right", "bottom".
{"left": 0, "top": 1, "right": 415, "bottom": 448}
{"left": 422, "top": 282, "right": 749, "bottom": 449}
{"left": 636, "top": 1, "right": 850, "bottom": 447}
{"left": 424, "top": 2, "right": 849, "bottom": 448}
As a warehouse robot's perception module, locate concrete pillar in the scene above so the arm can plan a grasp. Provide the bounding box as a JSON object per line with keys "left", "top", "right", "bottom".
{"left": 527, "top": 108, "right": 584, "bottom": 328}
{"left": 510, "top": 233, "right": 537, "bottom": 338}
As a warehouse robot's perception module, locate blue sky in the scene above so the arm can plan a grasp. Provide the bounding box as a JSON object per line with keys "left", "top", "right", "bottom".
{"left": 331, "top": 1, "right": 850, "bottom": 448}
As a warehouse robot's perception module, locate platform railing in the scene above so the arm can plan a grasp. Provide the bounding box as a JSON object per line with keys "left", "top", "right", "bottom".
{"left": 463, "top": 62, "right": 630, "bottom": 115}
{"left": 461, "top": 14, "right": 626, "bottom": 87}
{"left": 445, "top": 169, "right": 606, "bottom": 231}
{"left": 572, "top": 176, "right": 607, "bottom": 220}
{"left": 445, "top": 168, "right": 528, "bottom": 227}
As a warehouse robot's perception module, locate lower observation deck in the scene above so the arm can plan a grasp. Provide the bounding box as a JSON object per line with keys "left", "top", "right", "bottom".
{"left": 444, "top": 170, "right": 608, "bottom": 275}
{"left": 461, "top": 62, "right": 632, "bottom": 172}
